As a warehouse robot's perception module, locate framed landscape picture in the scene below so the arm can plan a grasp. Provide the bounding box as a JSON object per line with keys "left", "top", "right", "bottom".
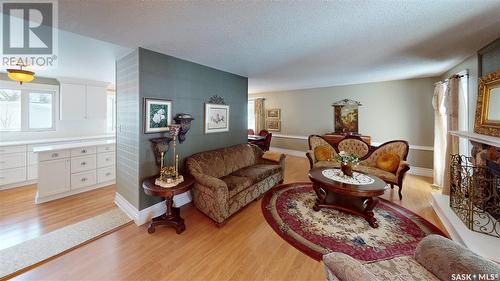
{"left": 266, "top": 120, "right": 281, "bottom": 131}
{"left": 205, "top": 103, "right": 229, "bottom": 133}
{"left": 266, "top": 108, "right": 281, "bottom": 119}
{"left": 144, "top": 98, "right": 172, "bottom": 134}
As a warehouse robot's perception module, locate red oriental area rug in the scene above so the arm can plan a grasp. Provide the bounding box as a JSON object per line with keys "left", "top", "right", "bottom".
{"left": 261, "top": 182, "right": 446, "bottom": 262}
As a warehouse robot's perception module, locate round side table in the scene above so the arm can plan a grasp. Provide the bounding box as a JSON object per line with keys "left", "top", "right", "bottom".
{"left": 142, "top": 175, "right": 195, "bottom": 234}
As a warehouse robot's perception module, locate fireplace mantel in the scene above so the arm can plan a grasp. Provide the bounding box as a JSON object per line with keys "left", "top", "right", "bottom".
{"left": 450, "top": 131, "right": 500, "bottom": 147}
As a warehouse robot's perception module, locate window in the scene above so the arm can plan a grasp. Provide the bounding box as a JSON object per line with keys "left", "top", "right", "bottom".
{"left": 0, "top": 82, "right": 56, "bottom": 132}
{"left": 0, "top": 89, "right": 21, "bottom": 131}
{"left": 248, "top": 100, "right": 255, "bottom": 131}
{"left": 29, "top": 92, "right": 53, "bottom": 129}
{"left": 106, "top": 90, "right": 116, "bottom": 133}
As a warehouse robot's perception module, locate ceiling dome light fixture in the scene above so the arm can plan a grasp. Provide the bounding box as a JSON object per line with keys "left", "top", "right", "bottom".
{"left": 7, "top": 63, "right": 35, "bottom": 84}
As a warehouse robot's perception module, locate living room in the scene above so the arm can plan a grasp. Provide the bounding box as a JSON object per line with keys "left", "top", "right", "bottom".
{"left": 0, "top": 1, "right": 499, "bottom": 281}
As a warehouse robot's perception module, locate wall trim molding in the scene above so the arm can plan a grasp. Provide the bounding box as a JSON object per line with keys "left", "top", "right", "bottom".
{"left": 270, "top": 147, "right": 306, "bottom": 157}
{"left": 408, "top": 166, "right": 433, "bottom": 177}
{"left": 273, "top": 134, "right": 433, "bottom": 151}
{"left": 270, "top": 146, "right": 432, "bottom": 177}
{"left": 114, "top": 191, "right": 192, "bottom": 226}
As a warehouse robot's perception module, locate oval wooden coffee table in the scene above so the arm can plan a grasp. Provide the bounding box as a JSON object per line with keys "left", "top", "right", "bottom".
{"left": 308, "top": 167, "right": 387, "bottom": 228}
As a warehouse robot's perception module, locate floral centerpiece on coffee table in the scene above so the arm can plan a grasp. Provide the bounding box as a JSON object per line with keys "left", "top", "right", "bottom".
{"left": 334, "top": 151, "right": 360, "bottom": 177}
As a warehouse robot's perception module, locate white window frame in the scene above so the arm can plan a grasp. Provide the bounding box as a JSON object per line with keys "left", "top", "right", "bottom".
{"left": 106, "top": 89, "right": 116, "bottom": 133}
{"left": 0, "top": 80, "right": 58, "bottom": 132}
{"left": 248, "top": 99, "right": 255, "bottom": 131}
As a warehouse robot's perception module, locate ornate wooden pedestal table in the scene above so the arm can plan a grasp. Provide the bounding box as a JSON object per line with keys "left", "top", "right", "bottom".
{"left": 308, "top": 167, "right": 387, "bottom": 228}
{"left": 142, "top": 175, "right": 195, "bottom": 234}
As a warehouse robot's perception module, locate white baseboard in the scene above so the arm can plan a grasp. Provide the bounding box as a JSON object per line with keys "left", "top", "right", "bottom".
{"left": 270, "top": 147, "right": 306, "bottom": 157}
{"left": 270, "top": 146, "right": 433, "bottom": 177}
{"left": 35, "top": 181, "right": 115, "bottom": 204}
{"left": 0, "top": 180, "right": 37, "bottom": 190}
{"left": 408, "top": 166, "right": 433, "bottom": 177}
{"left": 114, "top": 191, "right": 192, "bottom": 226}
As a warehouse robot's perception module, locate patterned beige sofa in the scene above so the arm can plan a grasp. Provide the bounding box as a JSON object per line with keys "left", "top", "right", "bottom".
{"left": 186, "top": 144, "right": 285, "bottom": 226}
{"left": 323, "top": 235, "right": 500, "bottom": 281}
{"left": 306, "top": 135, "right": 410, "bottom": 199}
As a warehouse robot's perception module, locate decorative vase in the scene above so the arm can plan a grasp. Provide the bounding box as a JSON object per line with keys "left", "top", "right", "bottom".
{"left": 341, "top": 163, "right": 353, "bottom": 177}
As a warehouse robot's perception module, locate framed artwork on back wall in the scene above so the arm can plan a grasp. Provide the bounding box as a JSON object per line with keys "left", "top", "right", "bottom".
{"left": 144, "top": 98, "right": 172, "bottom": 134}
{"left": 205, "top": 103, "right": 230, "bottom": 133}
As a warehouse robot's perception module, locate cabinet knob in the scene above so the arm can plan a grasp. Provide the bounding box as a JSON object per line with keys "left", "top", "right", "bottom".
{"left": 81, "top": 177, "right": 87, "bottom": 182}
{"left": 81, "top": 149, "right": 87, "bottom": 153}
{"left": 52, "top": 153, "right": 59, "bottom": 158}
{"left": 81, "top": 162, "right": 86, "bottom": 166}
{"left": 105, "top": 172, "right": 111, "bottom": 176}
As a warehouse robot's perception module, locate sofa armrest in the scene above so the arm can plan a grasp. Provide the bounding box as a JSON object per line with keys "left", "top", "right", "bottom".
{"left": 414, "top": 235, "right": 500, "bottom": 281}
{"left": 396, "top": 160, "right": 410, "bottom": 175}
{"left": 306, "top": 150, "right": 316, "bottom": 168}
{"left": 191, "top": 172, "right": 229, "bottom": 195}
{"left": 323, "top": 253, "right": 379, "bottom": 281}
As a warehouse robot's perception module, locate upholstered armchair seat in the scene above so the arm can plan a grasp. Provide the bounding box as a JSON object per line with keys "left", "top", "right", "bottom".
{"left": 323, "top": 235, "right": 500, "bottom": 281}
{"left": 187, "top": 144, "right": 285, "bottom": 225}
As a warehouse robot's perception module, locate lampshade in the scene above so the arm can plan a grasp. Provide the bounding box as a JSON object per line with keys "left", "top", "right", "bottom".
{"left": 7, "top": 67, "right": 35, "bottom": 84}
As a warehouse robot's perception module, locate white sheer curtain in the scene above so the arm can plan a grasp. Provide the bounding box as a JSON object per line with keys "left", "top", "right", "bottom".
{"left": 432, "top": 75, "right": 461, "bottom": 195}
{"left": 432, "top": 82, "right": 448, "bottom": 189}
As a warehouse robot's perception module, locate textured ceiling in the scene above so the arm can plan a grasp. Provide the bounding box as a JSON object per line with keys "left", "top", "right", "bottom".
{"left": 58, "top": 0, "right": 500, "bottom": 93}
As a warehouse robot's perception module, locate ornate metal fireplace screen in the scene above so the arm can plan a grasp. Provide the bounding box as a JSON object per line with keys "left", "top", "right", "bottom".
{"left": 450, "top": 154, "right": 500, "bottom": 238}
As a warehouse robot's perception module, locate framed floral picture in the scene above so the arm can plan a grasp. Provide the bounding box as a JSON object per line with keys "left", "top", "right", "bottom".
{"left": 144, "top": 98, "right": 172, "bottom": 134}
{"left": 205, "top": 103, "right": 229, "bottom": 133}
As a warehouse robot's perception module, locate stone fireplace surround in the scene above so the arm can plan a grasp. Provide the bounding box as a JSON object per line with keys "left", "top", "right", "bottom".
{"left": 431, "top": 131, "right": 499, "bottom": 263}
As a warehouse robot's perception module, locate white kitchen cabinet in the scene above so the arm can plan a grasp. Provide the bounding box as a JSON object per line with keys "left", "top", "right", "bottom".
{"left": 59, "top": 80, "right": 109, "bottom": 121}
{"left": 38, "top": 158, "right": 71, "bottom": 197}
{"left": 60, "top": 83, "right": 86, "bottom": 120}
{"left": 34, "top": 140, "right": 115, "bottom": 203}
{"left": 86, "top": 85, "right": 107, "bottom": 119}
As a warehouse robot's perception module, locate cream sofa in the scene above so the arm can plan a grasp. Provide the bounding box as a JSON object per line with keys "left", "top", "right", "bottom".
{"left": 306, "top": 135, "right": 410, "bottom": 199}
{"left": 323, "top": 235, "right": 500, "bottom": 281}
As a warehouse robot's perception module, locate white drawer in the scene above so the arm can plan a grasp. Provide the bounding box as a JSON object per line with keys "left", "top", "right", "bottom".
{"left": 28, "top": 151, "right": 38, "bottom": 165}
{"left": 27, "top": 165, "right": 38, "bottom": 180}
{"left": 97, "top": 166, "right": 115, "bottom": 183}
{"left": 97, "top": 152, "right": 115, "bottom": 168}
{"left": 0, "top": 152, "right": 26, "bottom": 169}
{"left": 38, "top": 149, "right": 70, "bottom": 162}
{"left": 70, "top": 155, "right": 96, "bottom": 173}
{"left": 70, "top": 146, "right": 96, "bottom": 157}
{"left": 0, "top": 167, "right": 26, "bottom": 185}
{"left": 71, "top": 170, "right": 97, "bottom": 189}
{"left": 0, "top": 145, "right": 26, "bottom": 154}
{"left": 97, "top": 144, "right": 115, "bottom": 153}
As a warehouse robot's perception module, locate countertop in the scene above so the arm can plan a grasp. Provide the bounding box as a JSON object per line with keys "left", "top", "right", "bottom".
{"left": 33, "top": 139, "right": 116, "bottom": 153}
{"left": 0, "top": 135, "right": 115, "bottom": 147}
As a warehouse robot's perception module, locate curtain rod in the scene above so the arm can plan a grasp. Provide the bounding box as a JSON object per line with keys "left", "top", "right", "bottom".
{"left": 435, "top": 73, "right": 469, "bottom": 85}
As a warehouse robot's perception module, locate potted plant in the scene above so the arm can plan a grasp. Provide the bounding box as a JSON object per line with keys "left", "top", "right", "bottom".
{"left": 334, "top": 151, "right": 360, "bottom": 177}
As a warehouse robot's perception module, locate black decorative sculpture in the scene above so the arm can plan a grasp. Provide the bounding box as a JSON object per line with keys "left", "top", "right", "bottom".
{"left": 174, "top": 113, "right": 194, "bottom": 143}
{"left": 207, "top": 95, "right": 226, "bottom": 105}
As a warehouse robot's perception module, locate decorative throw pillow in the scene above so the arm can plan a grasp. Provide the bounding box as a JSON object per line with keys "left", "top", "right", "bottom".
{"left": 262, "top": 151, "right": 282, "bottom": 162}
{"left": 314, "top": 145, "right": 334, "bottom": 161}
{"left": 376, "top": 153, "right": 400, "bottom": 172}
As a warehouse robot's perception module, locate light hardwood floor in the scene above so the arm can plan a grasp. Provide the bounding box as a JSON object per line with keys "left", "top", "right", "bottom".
{"left": 0, "top": 185, "right": 116, "bottom": 251}
{"left": 8, "top": 156, "right": 446, "bottom": 281}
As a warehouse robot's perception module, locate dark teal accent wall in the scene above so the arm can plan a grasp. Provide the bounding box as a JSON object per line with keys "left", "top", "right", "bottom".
{"left": 137, "top": 48, "right": 248, "bottom": 210}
